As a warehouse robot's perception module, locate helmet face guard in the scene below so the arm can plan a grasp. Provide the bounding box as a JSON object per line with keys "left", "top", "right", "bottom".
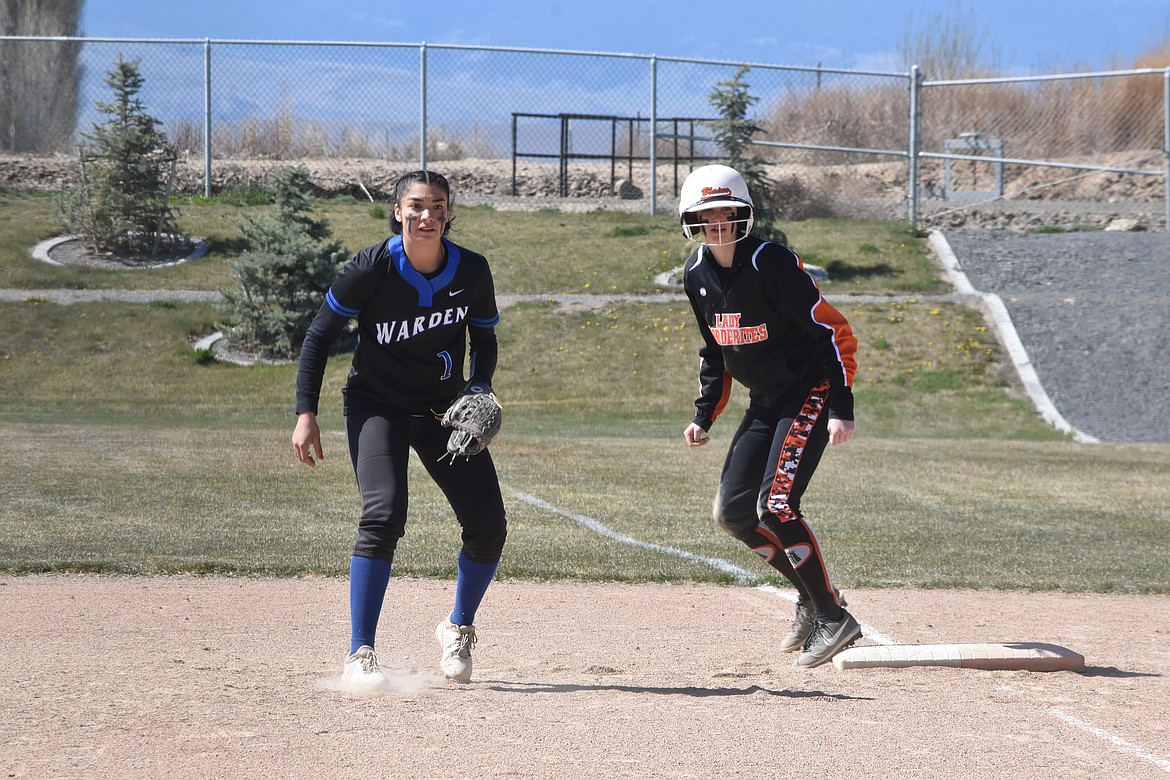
{"left": 678, "top": 164, "right": 756, "bottom": 245}
{"left": 681, "top": 206, "right": 754, "bottom": 245}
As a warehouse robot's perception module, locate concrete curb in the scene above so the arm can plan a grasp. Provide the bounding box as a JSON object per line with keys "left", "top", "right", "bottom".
{"left": 31, "top": 235, "right": 210, "bottom": 268}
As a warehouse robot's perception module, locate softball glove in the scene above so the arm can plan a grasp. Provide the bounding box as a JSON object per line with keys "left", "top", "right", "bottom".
{"left": 439, "top": 383, "right": 502, "bottom": 461}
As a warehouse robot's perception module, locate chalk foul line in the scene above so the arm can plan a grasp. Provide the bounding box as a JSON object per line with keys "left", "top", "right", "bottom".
{"left": 1049, "top": 708, "right": 1170, "bottom": 774}
{"left": 503, "top": 484, "right": 897, "bottom": 646}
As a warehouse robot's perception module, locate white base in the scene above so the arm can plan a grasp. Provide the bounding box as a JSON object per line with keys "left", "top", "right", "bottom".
{"left": 833, "top": 642, "right": 1085, "bottom": 672}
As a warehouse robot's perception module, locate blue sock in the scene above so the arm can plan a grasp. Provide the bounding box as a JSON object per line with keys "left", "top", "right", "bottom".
{"left": 349, "top": 556, "right": 392, "bottom": 655}
{"left": 449, "top": 550, "right": 499, "bottom": 627}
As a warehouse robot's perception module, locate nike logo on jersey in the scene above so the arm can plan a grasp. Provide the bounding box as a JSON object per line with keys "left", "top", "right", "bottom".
{"left": 375, "top": 306, "right": 469, "bottom": 344}
{"left": 448, "top": 289, "right": 464, "bottom": 296}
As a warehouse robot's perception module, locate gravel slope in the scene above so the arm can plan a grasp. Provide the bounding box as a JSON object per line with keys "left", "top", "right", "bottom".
{"left": 941, "top": 230, "right": 1170, "bottom": 443}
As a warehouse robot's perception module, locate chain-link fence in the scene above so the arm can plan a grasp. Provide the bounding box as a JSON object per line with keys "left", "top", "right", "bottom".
{"left": 917, "top": 68, "right": 1169, "bottom": 227}
{"left": 1, "top": 36, "right": 1167, "bottom": 228}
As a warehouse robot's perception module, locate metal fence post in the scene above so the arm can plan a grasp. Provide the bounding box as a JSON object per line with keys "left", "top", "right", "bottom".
{"left": 511, "top": 113, "right": 518, "bottom": 196}
{"left": 203, "top": 39, "right": 212, "bottom": 198}
{"left": 907, "top": 65, "right": 920, "bottom": 227}
{"left": 420, "top": 42, "right": 427, "bottom": 171}
{"left": 649, "top": 55, "right": 658, "bottom": 216}
{"left": 559, "top": 114, "right": 568, "bottom": 197}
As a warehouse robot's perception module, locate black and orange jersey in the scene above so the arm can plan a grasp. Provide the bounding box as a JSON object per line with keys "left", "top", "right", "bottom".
{"left": 296, "top": 235, "right": 500, "bottom": 416}
{"left": 683, "top": 235, "right": 857, "bottom": 430}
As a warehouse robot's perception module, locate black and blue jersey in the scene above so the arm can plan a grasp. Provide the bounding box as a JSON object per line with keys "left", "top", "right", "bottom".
{"left": 296, "top": 235, "right": 500, "bottom": 416}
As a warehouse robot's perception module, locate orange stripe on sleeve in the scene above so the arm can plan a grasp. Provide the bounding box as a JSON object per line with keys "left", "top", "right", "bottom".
{"left": 811, "top": 298, "right": 857, "bottom": 386}
{"left": 711, "top": 370, "right": 733, "bottom": 423}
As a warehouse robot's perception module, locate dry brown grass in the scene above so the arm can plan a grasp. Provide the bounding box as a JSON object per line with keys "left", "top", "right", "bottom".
{"left": 759, "top": 67, "right": 1166, "bottom": 167}
{"left": 168, "top": 102, "right": 499, "bottom": 162}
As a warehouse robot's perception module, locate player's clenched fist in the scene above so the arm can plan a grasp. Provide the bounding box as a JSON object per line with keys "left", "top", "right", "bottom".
{"left": 683, "top": 423, "right": 710, "bottom": 447}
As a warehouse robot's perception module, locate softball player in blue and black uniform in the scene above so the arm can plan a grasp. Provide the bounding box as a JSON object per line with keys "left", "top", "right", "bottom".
{"left": 293, "top": 170, "right": 505, "bottom": 687}
{"left": 678, "top": 164, "right": 862, "bottom": 669}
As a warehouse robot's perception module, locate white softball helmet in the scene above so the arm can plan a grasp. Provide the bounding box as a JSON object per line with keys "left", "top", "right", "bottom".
{"left": 678, "top": 164, "right": 755, "bottom": 244}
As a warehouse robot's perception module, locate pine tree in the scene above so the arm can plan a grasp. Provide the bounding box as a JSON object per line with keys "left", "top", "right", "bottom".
{"left": 706, "top": 66, "right": 787, "bottom": 246}
{"left": 218, "top": 167, "right": 346, "bottom": 360}
{"left": 56, "top": 56, "right": 185, "bottom": 257}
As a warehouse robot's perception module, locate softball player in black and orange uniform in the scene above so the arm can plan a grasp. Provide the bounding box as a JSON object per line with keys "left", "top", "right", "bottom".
{"left": 678, "top": 164, "right": 861, "bottom": 668}
{"left": 293, "top": 170, "right": 505, "bottom": 687}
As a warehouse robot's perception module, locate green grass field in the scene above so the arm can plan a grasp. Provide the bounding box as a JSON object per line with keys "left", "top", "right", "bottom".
{"left": 2, "top": 187, "right": 1167, "bottom": 592}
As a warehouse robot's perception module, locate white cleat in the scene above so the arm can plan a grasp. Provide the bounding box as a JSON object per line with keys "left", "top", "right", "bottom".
{"left": 341, "top": 645, "right": 387, "bottom": 692}
{"left": 435, "top": 620, "right": 477, "bottom": 683}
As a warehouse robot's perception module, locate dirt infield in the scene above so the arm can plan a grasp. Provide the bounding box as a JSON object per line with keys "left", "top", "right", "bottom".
{"left": 2, "top": 576, "right": 1168, "bottom": 779}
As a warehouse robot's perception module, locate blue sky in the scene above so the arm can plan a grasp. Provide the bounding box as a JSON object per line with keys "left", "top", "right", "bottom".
{"left": 82, "top": 0, "right": 1170, "bottom": 74}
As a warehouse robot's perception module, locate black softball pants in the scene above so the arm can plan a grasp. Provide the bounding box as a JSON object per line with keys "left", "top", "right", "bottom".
{"left": 711, "top": 380, "right": 845, "bottom": 617}
{"left": 345, "top": 399, "right": 507, "bottom": 565}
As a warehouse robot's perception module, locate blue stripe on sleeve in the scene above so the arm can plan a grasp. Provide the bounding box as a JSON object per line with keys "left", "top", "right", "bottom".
{"left": 469, "top": 314, "right": 500, "bottom": 328}
{"left": 326, "top": 289, "right": 361, "bottom": 318}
